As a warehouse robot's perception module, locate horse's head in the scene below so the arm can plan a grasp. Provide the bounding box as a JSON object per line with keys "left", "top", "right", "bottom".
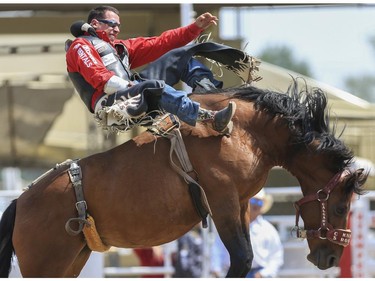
{"left": 250, "top": 79, "right": 371, "bottom": 270}
{"left": 294, "top": 168, "right": 367, "bottom": 269}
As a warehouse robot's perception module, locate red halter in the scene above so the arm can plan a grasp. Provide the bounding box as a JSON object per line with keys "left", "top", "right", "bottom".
{"left": 293, "top": 169, "right": 351, "bottom": 247}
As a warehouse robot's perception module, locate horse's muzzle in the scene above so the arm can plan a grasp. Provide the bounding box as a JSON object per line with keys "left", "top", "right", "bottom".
{"left": 307, "top": 251, "right": 339, "bottom": 270}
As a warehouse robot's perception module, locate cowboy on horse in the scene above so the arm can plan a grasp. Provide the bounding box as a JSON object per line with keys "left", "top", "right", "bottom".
{"left": 65, "top": 5, "right": 258, "bottom": 135}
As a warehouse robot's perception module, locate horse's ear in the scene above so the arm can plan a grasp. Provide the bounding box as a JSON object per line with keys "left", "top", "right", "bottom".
{"left": 348, "top": 168, "right": 369, "bottom": 195}
{"left": 356, "top": 168, "right": 365, "bottom": 175}
{"left": 356, "top": 168, "right": 369, "bottom": 187}
{"left": 344, "top": 168, "right": 367, "bottom": 194}
{"left": 351, "top": 168, "right": 366, "bottom": 184}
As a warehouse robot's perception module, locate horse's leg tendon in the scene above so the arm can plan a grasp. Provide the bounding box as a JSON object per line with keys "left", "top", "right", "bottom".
{"left": 64, "top": 245, "right": 92, "bottom": 277}
{"left": 214, "top": 201, "right": 253, "bottom": 277}
{"left": 224, "top": 230, "right": 252, "bottom": 277}
{"left": 213, "top": 204, "right": 252, "bottom": 277}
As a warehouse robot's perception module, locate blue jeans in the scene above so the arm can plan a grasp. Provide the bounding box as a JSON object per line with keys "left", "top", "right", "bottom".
{"left": 108, "top": 59, "right": 220, "bottom": 126}
{"left": 139, "top": 44, "right": 224, "bottom": 90}
{"left": 157, "top": 59, "right": 223, "bottom": 125}
{"left": 182, "top": 59, "right": 223, "bottom": 89}
{"left": 160, "top": 84, "right": 200, "bottom": 126}
{"left": 107, "top": 80, "right": 200, "bottom": 127}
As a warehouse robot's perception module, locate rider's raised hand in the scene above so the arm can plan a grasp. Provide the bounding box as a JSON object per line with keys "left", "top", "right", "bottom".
{"left": 195, "top": 12, "right": 218, "bottom": 30}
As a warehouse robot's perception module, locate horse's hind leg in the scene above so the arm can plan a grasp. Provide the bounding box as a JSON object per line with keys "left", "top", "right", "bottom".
{"left": 213, "top": 201, "right": 252, "bottom": 277}
{"left": 12, "top": 198, "right": 87, "bottom": 277}
{"left": 13, "top": 228, "right": 87, "bottom": 277}
{"left": 64, "top": 245, "right": 92, "bottom": 277}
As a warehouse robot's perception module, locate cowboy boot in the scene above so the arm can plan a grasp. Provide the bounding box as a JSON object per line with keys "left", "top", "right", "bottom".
{"left": 197, "top": 101, "right": 236, "bottom": 134}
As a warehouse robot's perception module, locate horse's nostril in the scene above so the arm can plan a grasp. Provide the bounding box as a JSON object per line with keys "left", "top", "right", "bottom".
{"left": 328, "top": 255, "right": 338, "bottom": 267}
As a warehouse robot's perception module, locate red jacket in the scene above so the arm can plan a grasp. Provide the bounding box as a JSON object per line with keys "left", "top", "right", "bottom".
{"left": 66, "top": 23, "right": 203, "bottom": 110}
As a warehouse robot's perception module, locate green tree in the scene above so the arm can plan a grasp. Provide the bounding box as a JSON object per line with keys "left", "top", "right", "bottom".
{"left": 257, "top": 45, "right": 314, "bottom": 77}
{"left": 344, "top": 35, "right": 375, "bottom": 102}
{"left": 345, "top": 76, "right": 375, "bottom": 102}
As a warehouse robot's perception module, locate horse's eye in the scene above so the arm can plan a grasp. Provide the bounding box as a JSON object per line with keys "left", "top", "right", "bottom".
{"left": 335, "top": 205, "right": 348, "bottom": 216}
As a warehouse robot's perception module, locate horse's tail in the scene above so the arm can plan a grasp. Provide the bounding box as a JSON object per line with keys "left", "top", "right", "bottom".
{"left": 0, "top": 199, "right": 17, "bottom": 277}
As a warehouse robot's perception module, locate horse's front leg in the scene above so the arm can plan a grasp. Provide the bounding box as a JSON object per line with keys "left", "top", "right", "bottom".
{"left": 212, "top": 200, "right": 252, "bottom": 277}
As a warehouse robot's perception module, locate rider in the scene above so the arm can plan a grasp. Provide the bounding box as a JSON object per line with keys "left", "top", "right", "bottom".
{"left": 65, "top": 5, "right": 235, "bottom": 134}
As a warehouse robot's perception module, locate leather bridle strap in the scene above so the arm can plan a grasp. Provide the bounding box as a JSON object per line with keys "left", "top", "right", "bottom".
{"left": 293, "top": 170, "right": 351, "bottom": 247}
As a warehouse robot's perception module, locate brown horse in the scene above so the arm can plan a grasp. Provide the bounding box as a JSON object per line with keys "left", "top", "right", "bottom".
{"left": 0, "top": 81, "right": 368, "bottom": 277}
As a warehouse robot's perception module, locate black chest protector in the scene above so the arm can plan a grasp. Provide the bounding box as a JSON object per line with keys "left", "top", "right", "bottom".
{"left": 68, "top": 36, "right": 132, "bottom": 112}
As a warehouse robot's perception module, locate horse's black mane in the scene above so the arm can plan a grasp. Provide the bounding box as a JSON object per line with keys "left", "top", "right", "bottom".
{"left": 193, "top": 81, "right": 369, "bottom": 194}
{"left": 201, "top": 81, "right": 355, "bottom": 171}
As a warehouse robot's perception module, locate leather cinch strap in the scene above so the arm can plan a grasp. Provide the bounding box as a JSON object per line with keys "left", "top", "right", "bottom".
{"left": 64, "top": 160, "right": 110, "bottom": 251}
{"left": 65, "top": 160, "right": 90, "bottom": 236}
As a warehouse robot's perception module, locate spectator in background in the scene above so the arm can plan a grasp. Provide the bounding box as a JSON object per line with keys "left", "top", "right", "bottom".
{"left": 210, "top": 227, "right": 230, "bottom": 278}
{"left": 210, "top": 189, "right": 284, "bottom": 278}
{"left": 133, "top": 225, "right": 205, "bottom": 278}
{"left": 246, "top": 189, "right": 283, "bottom": 277}
{"left": 133, "top": 246, "right": 164, "bottom": 278}
{"left": 172, "top": 224, "right": 204, "bottom": 277}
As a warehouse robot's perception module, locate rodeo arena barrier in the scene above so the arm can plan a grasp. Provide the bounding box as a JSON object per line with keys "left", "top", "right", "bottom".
{"left": 0, "top": 170, "right": 374, "bottom": 278}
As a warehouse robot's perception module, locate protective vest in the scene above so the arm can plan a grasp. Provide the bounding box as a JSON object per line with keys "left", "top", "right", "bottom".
{"left": 68, "top": 36, "right": 132, "bottom": 112}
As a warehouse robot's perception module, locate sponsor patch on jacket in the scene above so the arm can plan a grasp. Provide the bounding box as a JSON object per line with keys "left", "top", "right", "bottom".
{"left": 94, "top": 42, "right": 108, "bottom": 54}
{"left": 74, "top": 43, "right": 98, "bottom": 68}
{"left": 101, "top": 53, "right": 117, "bottom": 66}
